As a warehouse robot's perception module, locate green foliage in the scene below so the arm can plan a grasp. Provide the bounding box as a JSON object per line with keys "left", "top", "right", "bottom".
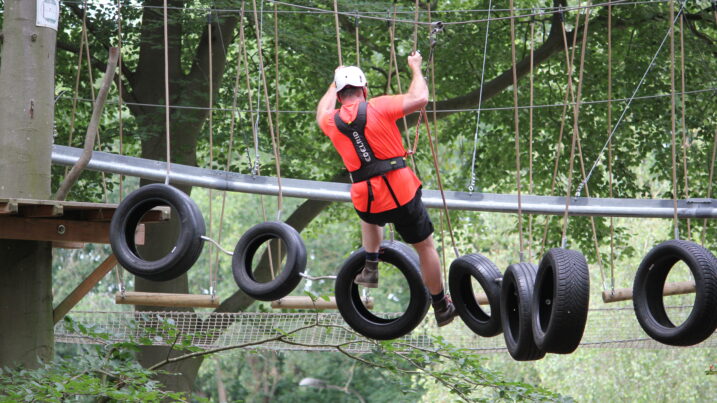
{"left": 0, "top": 317, "right": 191, "bottom": 402}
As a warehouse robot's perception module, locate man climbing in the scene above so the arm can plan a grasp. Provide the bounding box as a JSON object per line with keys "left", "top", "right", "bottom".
{"left": 315, "top": 51, "right": 456, "bottom": 327}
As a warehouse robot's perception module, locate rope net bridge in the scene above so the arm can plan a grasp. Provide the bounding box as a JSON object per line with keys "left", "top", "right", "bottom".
{"left": 55, "top": 307, "right": 716, "bottom": 354}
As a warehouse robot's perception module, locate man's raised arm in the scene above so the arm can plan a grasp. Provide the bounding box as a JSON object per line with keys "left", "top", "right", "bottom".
{"left": 402, "top": 51, "right": 429, "bottom": 115}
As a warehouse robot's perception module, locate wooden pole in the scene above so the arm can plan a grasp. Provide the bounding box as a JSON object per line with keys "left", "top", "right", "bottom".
{"left": 53, "top": 254, "right": 118, "bottom": 323}
{"left": 602, "top": 281, "right": 696, "bottom": 303}
{"left": 116, "top": 291, "right": 220, "bottom": 308}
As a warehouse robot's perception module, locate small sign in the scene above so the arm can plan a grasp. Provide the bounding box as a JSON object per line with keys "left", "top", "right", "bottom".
{"left": 36, "top": 0, "right": 59, "bottom": 30}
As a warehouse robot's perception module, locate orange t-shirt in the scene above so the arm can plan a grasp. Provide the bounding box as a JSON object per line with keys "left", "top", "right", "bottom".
{"left": 320, "top": 95, "right": 422, "bottom": 213}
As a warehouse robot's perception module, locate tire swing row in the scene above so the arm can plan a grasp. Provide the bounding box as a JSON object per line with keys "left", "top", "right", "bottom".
{"left": 109, "top": 184, "right": 306, "bottom": 302}
{"left": 448, "top": 248, "right": 590, "bottom": 361}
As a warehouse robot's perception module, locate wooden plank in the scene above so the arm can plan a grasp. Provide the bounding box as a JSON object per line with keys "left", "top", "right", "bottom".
{"left": 602, "top": 281, "right": 696, "bottom": 303}
{"left": 115, "top": 292, "right": 220, "bottom": 308}
{"left": 20, "top": 204, "right": 63, "bottom": 217}
{"left": 271, "top": 296, "right": 374, "bottom": 310}
{"left": 53, "top": 255, "right": 118, "bottom": 324}
{"left": 0, "top": 216, "right": 111, "bottom": 243}
{"left": 52, "top": 241, "right": 86, "bottom": 249}
{"left": 0, "top": 201, "right": 18, "bottom": 215}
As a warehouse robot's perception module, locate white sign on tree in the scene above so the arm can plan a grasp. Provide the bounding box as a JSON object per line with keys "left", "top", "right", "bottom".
{"left": 36, "top": 0, "right": 59, "bottom": 30}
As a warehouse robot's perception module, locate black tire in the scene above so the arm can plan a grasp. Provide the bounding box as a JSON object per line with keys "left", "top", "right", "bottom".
{"left": 500, "top": 263, "right": 545, "bottom": 361}
{"left": 632, "top": 239, "right": 717, "bottom": 346}
{"left": 110, "top": 184, "right": 205, "bottom": 281}
{"left": 335, "top": 241, "right": 430, "bottom": 340}
{"left": 231, "top": 221, "right": 307, "bottom": 301}
{"left": 531, "top": 248, "right": 590, "bottom": 354}
{"left": 449, "top": 254, "right": 503, "bottom": 337}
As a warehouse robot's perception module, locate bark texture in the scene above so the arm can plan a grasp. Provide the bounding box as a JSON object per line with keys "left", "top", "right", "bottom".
{"left": 0, "top": 0, "right": 57, "bottom": 368}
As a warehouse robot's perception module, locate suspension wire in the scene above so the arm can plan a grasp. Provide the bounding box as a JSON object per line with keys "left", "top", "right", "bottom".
{"left": 355, "top": 11, "right": 360, "bottom": 67}
{"left": 509, "top": 0, "right": 525, "bottom": 260}
{"left": 263, "top": 0, "right": 669, "bottom": 27}
{"left": 163, "top": 0, "right": 172, "bottom": 185}
{"left": 539, "top": 7, "right": 581, "bottom": 256}
{"left": 702, "top": 4, "right": 717, "bottom": 245}
{"left": 412, "top": 0, "right": 420, "bottom": 53}
{"left": 272, "top": 0, "right": 283, "bottom": 280}
{"left": 80, "top": 1, "right": 109, "bottom": 202}
{"left": 422, "top": 109, "right": 459, "bottom": 260}
{"left": 116, "top": 0, "right": 125, "bottom": 200}
{"left": 208, "top": 17, "right": 217, "bottom": 296}
{"left": 552, "top": 5, "right": 606, "bottom": 287}
{"left": 560, "top": 2, "right": 591, "bottom": 249}
{"left": 59, "top": 86, "right": 717, "bottom": 116}
{"left": 575, "top": 2, "right": 686, "bottom": 198}
{"left": 527, "top": 14, "right": 535, "bottom": 262}
{"left": 213, "top": 4, "right": 246, "bottom": 293}
{"left": 468, "top": 0, "right": 492, "bottom": 194}
{"left": 251, "top": 0, "right": 283, "bottom": 222}
{"left": 238, "top": 2, "right": 260, "bottom": 174}
{"left": 607, "top": 1, "right": 616, "bottom": 292}
{"left": 250, "top": 0, "right": 282, "bottom": 280}
{"left": 333, "top": 0, "right": 343, "bottom": 65}
{"left": 66, "top": 5, "right": 86, "bottom": 170}
{"left": 67, "top": 0, "right": 672, "bottom": 25}
{"left": 388, "top": 6, "right": 418, "bottom": 171}
{"left": 678, "top": 12, "right": 691, "bottom": 239}
{"left": 426, "top": 4, "right": 453, "bottom": 281}
{"left": 669, "top": 0, "right": 679, "bottom": 240}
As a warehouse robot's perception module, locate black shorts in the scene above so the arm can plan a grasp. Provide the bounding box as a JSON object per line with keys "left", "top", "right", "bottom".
{"left": 355, "top": 189, "right": 434, "bottom": 244}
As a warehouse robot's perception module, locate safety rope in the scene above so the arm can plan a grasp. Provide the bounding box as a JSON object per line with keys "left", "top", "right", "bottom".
{"left": 669, "top": 0, "right": 679, "bottom": 240}
{"left": 509, "top": 0, "right": 525, "bottom": 261}
{"left": 387, "top": 5, "right": 417, "bottom": 171}
{"left": 333, "top": 0, "right": 343, "bottom": 66}
{"left": 412, "top": 0, "right": 420, "bottom": 53}
{"left": 213, "top": 3, "right": 246, "bottom": 289}
{"left": 65, "top": 6, "right": 86, "bottom": 172}
{"left": 468, "top": 0, "right": 492, "bottom": 195}
{"left": 539, "top": 6, "right": 581, "bottom": 256}
{"left": 528, "top": 14, "right": 535, "bottom": 262}
{"left": 252, "top": 0, "right": 281, "bottom": 278}
{"left": 678, "top": 12, "right": 691, "bottom": 239}
{"left": 354, "top": 12, "right": 360, "bottom": 67}
{"left": 162, "top": 0, "right": 172, "bottom": 185}
{"left": 559, "top": 3, "right": 591, "bottom": 249}
{"left": 702, "top": 9, "right": 717, "bottom": 245}
{"left": 575, "top": 2, "right": 686, "bottom": 198}
{"left": 208, "top": 16, "right": 217, "bottom": 297}
{"left": 116, "top": 0, "right": 125, "bottom": 201}
{"left": 251, "top": 0, "right": 283, "bottom": 222}
{"left": 607, "top": 1, "right": 616, "bottom": 292}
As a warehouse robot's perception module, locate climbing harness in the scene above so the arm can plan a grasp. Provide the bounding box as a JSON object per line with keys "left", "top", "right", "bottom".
{"left": 333, "top": 102, "right": 406, "bottom": 211}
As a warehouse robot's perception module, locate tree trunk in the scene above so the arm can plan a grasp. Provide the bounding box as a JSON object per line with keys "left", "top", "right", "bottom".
{"left": 0, "top": 0, "right": 57, "bottom": 368}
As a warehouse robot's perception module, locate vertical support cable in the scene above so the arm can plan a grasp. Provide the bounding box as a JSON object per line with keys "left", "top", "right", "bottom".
{"left": 508, "top": 0, "right": 524, "bottom": 260}
{"left": 163, "top": 0, "right": 172, "bottom": 185}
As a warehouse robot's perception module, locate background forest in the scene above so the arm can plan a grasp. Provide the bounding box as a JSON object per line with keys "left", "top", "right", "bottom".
{"left": 1, "top": 0, "right": 717, "bottom": 400}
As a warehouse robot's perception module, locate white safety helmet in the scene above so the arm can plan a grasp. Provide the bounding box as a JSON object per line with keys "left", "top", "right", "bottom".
{"left": 334, "top": 66, "right": 368, "bottom": 93}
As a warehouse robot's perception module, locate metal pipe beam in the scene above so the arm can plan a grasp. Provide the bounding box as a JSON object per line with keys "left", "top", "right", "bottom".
{"left": 51, "top": 145, "right": 717, "bottom": 219}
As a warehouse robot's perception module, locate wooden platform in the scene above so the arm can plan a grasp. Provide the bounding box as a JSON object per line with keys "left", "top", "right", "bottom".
{"left": 0, "top": 198, "right": 170, "bottom": 248}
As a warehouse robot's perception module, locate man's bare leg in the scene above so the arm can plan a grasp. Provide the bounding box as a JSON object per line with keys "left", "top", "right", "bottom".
{"left": 411, "top": 234, "right": 443, "bottom": 294}
{"left": 361, "top": 220, "right": 383, "bottom": 253}
{"left": 355, "top": 220, "right": 383, "bottom": 287}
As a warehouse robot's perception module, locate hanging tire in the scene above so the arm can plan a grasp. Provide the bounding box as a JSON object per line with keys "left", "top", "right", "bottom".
{"left": 531, "top": 248, "right": 590, "bottom": 354}
{"left": 232, "top": 221, "right": 307, "bottom": 301}
{"left": 448, "top": 254, "right": 502, "bottom": 337}
{"left": 632, "top": 239, "right": 717, "bottom": 346}
{"left": 110, "top": 184, "right": 205, "bottom": 281}
{"left": 500, "top": 262, "right": 545, "bottom": 361}
{"left": 335, "top": 241, "right": 430, "bottom": 340}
